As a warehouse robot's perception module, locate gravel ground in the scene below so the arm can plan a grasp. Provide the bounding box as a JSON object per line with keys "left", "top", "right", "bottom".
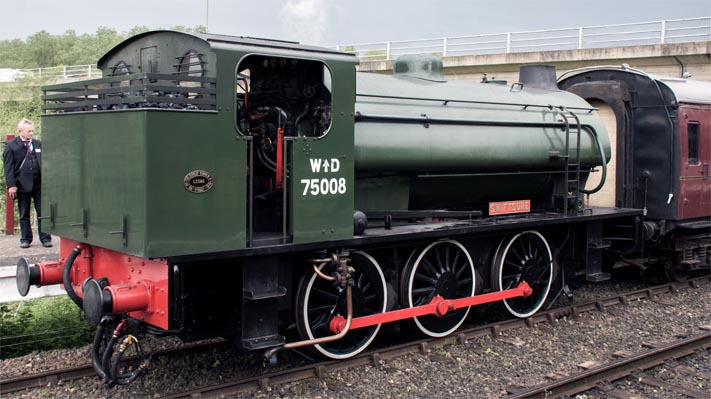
{"left": 2, "top": 278, "right": 709, "bottom": 399}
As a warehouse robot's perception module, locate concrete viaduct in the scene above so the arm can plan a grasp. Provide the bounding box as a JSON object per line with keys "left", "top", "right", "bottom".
{"left": 357, "top": 41, "right": 711, "bottom": 83}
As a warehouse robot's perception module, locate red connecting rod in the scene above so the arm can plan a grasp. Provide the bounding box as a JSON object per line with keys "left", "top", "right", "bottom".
{"left": 330, "top": 281, "right": 532, "bottom": 334}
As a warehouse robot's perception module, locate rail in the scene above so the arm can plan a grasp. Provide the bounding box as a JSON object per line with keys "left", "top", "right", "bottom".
{"left": 335, "top": 17, "right": 711, "bottom": 61}
{"left": 41, "top": 73, "right": 218, "bottom": 113}
{"left": 162, "top": 277, "right": 709, "bottom": 398}
{"left": 508, "top": 331, "right": 711, "bottom": 398}
{"left": 1, "top": 277, "right": 707, "bottom": 396}
{"left": 0, "top": 65, "right": 100, "bottom": 82}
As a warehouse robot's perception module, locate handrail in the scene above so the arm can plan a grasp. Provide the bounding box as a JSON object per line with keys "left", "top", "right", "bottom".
{"left": 3, "top": 17, "right": 709, "bottom": 81}
{"left": 335, "top": 17, "right": 711, "bottom": 61}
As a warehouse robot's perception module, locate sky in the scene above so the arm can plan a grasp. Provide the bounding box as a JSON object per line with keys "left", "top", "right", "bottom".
{"left": 0, "top": 0, "right": 709, "bottom": 47}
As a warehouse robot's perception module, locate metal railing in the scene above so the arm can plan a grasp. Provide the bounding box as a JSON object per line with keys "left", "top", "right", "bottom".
{"left": 336, "top": 17, "right": 711, "bottom": 61}
{"left": 3, "top": 17, "right": 709, "bottom": 79}
{"left": 0, "top": 64, "right": 101, "bottom": 82}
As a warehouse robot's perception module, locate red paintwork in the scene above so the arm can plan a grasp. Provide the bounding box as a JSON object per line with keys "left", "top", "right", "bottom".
{"left": 329, "top": 282, "right": 532, "bottom": 333}
{"left": 105, "top": 283, "right": 151, "bottom": 314}
{"left": 276, "top": 127, "right": 284, "bottom": 189}
{"left": 37, "top": 261, "right": 63, "bottom": 286}
{"left": 60, "top": 238, "right": 170, "bottom": 330}
{"left": 677, "top": 104, "right": 711, "bottom": 220}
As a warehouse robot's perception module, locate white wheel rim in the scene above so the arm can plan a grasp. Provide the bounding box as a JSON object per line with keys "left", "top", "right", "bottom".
{"left": 302, "top": 251, "right": 387, "bottom": 359}
{"left": 407, "top": 239, "right": 475, "bottom": 338}
{"left": 495, "top": 230, "right": 553, "bottom": 318}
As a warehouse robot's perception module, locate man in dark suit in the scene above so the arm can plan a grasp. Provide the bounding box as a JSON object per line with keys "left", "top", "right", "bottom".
{"left": 3, "top": 118, "right": 51, "bottom": 248}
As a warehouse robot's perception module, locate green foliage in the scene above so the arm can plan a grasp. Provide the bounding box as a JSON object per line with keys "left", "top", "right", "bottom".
{"left": 0, "top": 25, "right": 207, "bottom": 68}
{"left": 0, "top": 296, "right": 93, "bottom": 359}
{"left": 0, "top": 77, "right": 46, "bottom": 133}
{"left": 0, "top": 77, "right": 50, "bottom": 198}
{"left": 0, "top": 24, "right": 207, "bottom": 203}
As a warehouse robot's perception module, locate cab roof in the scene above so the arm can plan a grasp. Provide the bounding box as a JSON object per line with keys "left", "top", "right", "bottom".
{"left": 559, "top": 65, "right": 711, "bottom": 105}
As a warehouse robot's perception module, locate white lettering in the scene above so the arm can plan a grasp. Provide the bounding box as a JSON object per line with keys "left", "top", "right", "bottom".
{"left": 338, "top": 178, "right": 346, "bottom": 194}
{"left": 309, "top": 158, "right": 342, "bottom": 173}
{"left": 300, "top": 178, "right": 348, "bottom": 196}
{"left": 310, "top": 179, "right": 319, "bottom": 195}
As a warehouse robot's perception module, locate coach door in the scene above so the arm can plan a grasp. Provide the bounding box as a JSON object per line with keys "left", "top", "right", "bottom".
{"left": 585, "top": 100, "right": 617, "bottom": 207}
{"left": 678, "top": 105, "right": 710, "bottom": 219}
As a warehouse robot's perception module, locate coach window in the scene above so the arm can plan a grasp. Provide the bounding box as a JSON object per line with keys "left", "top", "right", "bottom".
{"left": 688, "top": 122, "right": 700, "bottom": 165}
{"left": 235, "top": 55, "right": 332, "bottom": 138}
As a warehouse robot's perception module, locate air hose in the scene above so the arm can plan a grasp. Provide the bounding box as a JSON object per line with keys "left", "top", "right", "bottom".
{"left": 63, "top": 246, "right": 83, "bottom": 308}
{"left": 91, "top": 316, "right": 111, "bottom": 381}
{"left": 109, "top": 334, "right": 148, "bottom": 385}
{"left": 91, "top": 318, "right": 148, "bottom": 385}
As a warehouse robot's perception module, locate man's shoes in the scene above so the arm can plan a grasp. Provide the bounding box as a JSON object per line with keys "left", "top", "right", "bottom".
{"left": 20, "top": 242, "right": 30, "bottom": 248}
{"left": 41, "top": 240, "right": 53, "bottom": 248}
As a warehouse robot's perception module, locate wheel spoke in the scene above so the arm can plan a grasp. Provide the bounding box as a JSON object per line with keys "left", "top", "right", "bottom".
{"left": 527, "top": 239, "right": 534, "bottom": 259}
{"left": 495, "top": 232, "right": 553, "bottom": 318}
{"left": 452, "top": 250, "right": 461, "bottom": 274}
{"left": 363, "top": 293, "right": 377, "bottom": 303}
{"left": 313, "top": 287, "right": 338, "bottom": 301}
{"left": 405, "top": 240, "right": 475, "bottom": 338}
{"left": 505, "top": 259, "right": 523, "bottom": 270}
{"left": 415, "top": 272, "right": 438, "bottom": 285}
{"left": 455, "top": 263, "right": 467, "bottom": 278}
{"left": 413, "top": 286, "right": 435, "bottom": 295}
{"left": 457, "top": 277, "right": 472, "bottom": 288}
{"left": 421, "top": 258, "right": 439, "bottom": 277}
{"left": 297, "top": 252, "right": 386, "bottom": 359}
{"left": 502, "top": 274, "right": 520, "bottom": 287}
{"left": 510, "top": 246, "right": 525, "bottom": 264}
{"left": 434, "top": 247, "right": 445, "bottom": 274}
{"left": 308, "top": 304, "right": 335, "bottom": 314}
{"left": 533, "top": 264, "right": 550, "bottom": 282}
{"left": 519, "top": 239, "right": 529, "bottom": 259}
{"left": 311, "top": 314, "right": 330, "bottom": 332}
{"left": 445, "top": 246, "right": 450, "bottom": 272}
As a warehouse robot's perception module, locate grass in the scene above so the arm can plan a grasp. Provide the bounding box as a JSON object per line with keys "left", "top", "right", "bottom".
{"left": 0, "top": 295, "right": 93, "bottom": 359}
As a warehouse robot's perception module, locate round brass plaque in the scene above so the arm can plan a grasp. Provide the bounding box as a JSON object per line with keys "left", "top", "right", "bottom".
{"left": 184, "top": 170, "right": 213, "bottom": 193}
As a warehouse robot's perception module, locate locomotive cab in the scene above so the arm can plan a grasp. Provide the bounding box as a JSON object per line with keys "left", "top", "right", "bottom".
{"left": 41, "top": 31, "right": 358, "bottom": 256}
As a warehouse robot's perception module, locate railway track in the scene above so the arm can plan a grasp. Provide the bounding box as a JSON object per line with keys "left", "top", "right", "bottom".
{"left": 2, "top": 276, "right": 708, "bottom": 398}
{"left": 506, "top": 329, "right": 711, "bottom": 398}
{"left": 161, "top": 276, "right": 710, "bottom": 399}
{"left": 0, "top": 339, "right": 227, "bottom": 394}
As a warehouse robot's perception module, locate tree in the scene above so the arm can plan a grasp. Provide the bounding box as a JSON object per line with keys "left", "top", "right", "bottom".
{"left": 26, "top": 31, "right": 60, "bottom": 67}
{"left": 0, "top": 25, "right": 207, "bottom": 69}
